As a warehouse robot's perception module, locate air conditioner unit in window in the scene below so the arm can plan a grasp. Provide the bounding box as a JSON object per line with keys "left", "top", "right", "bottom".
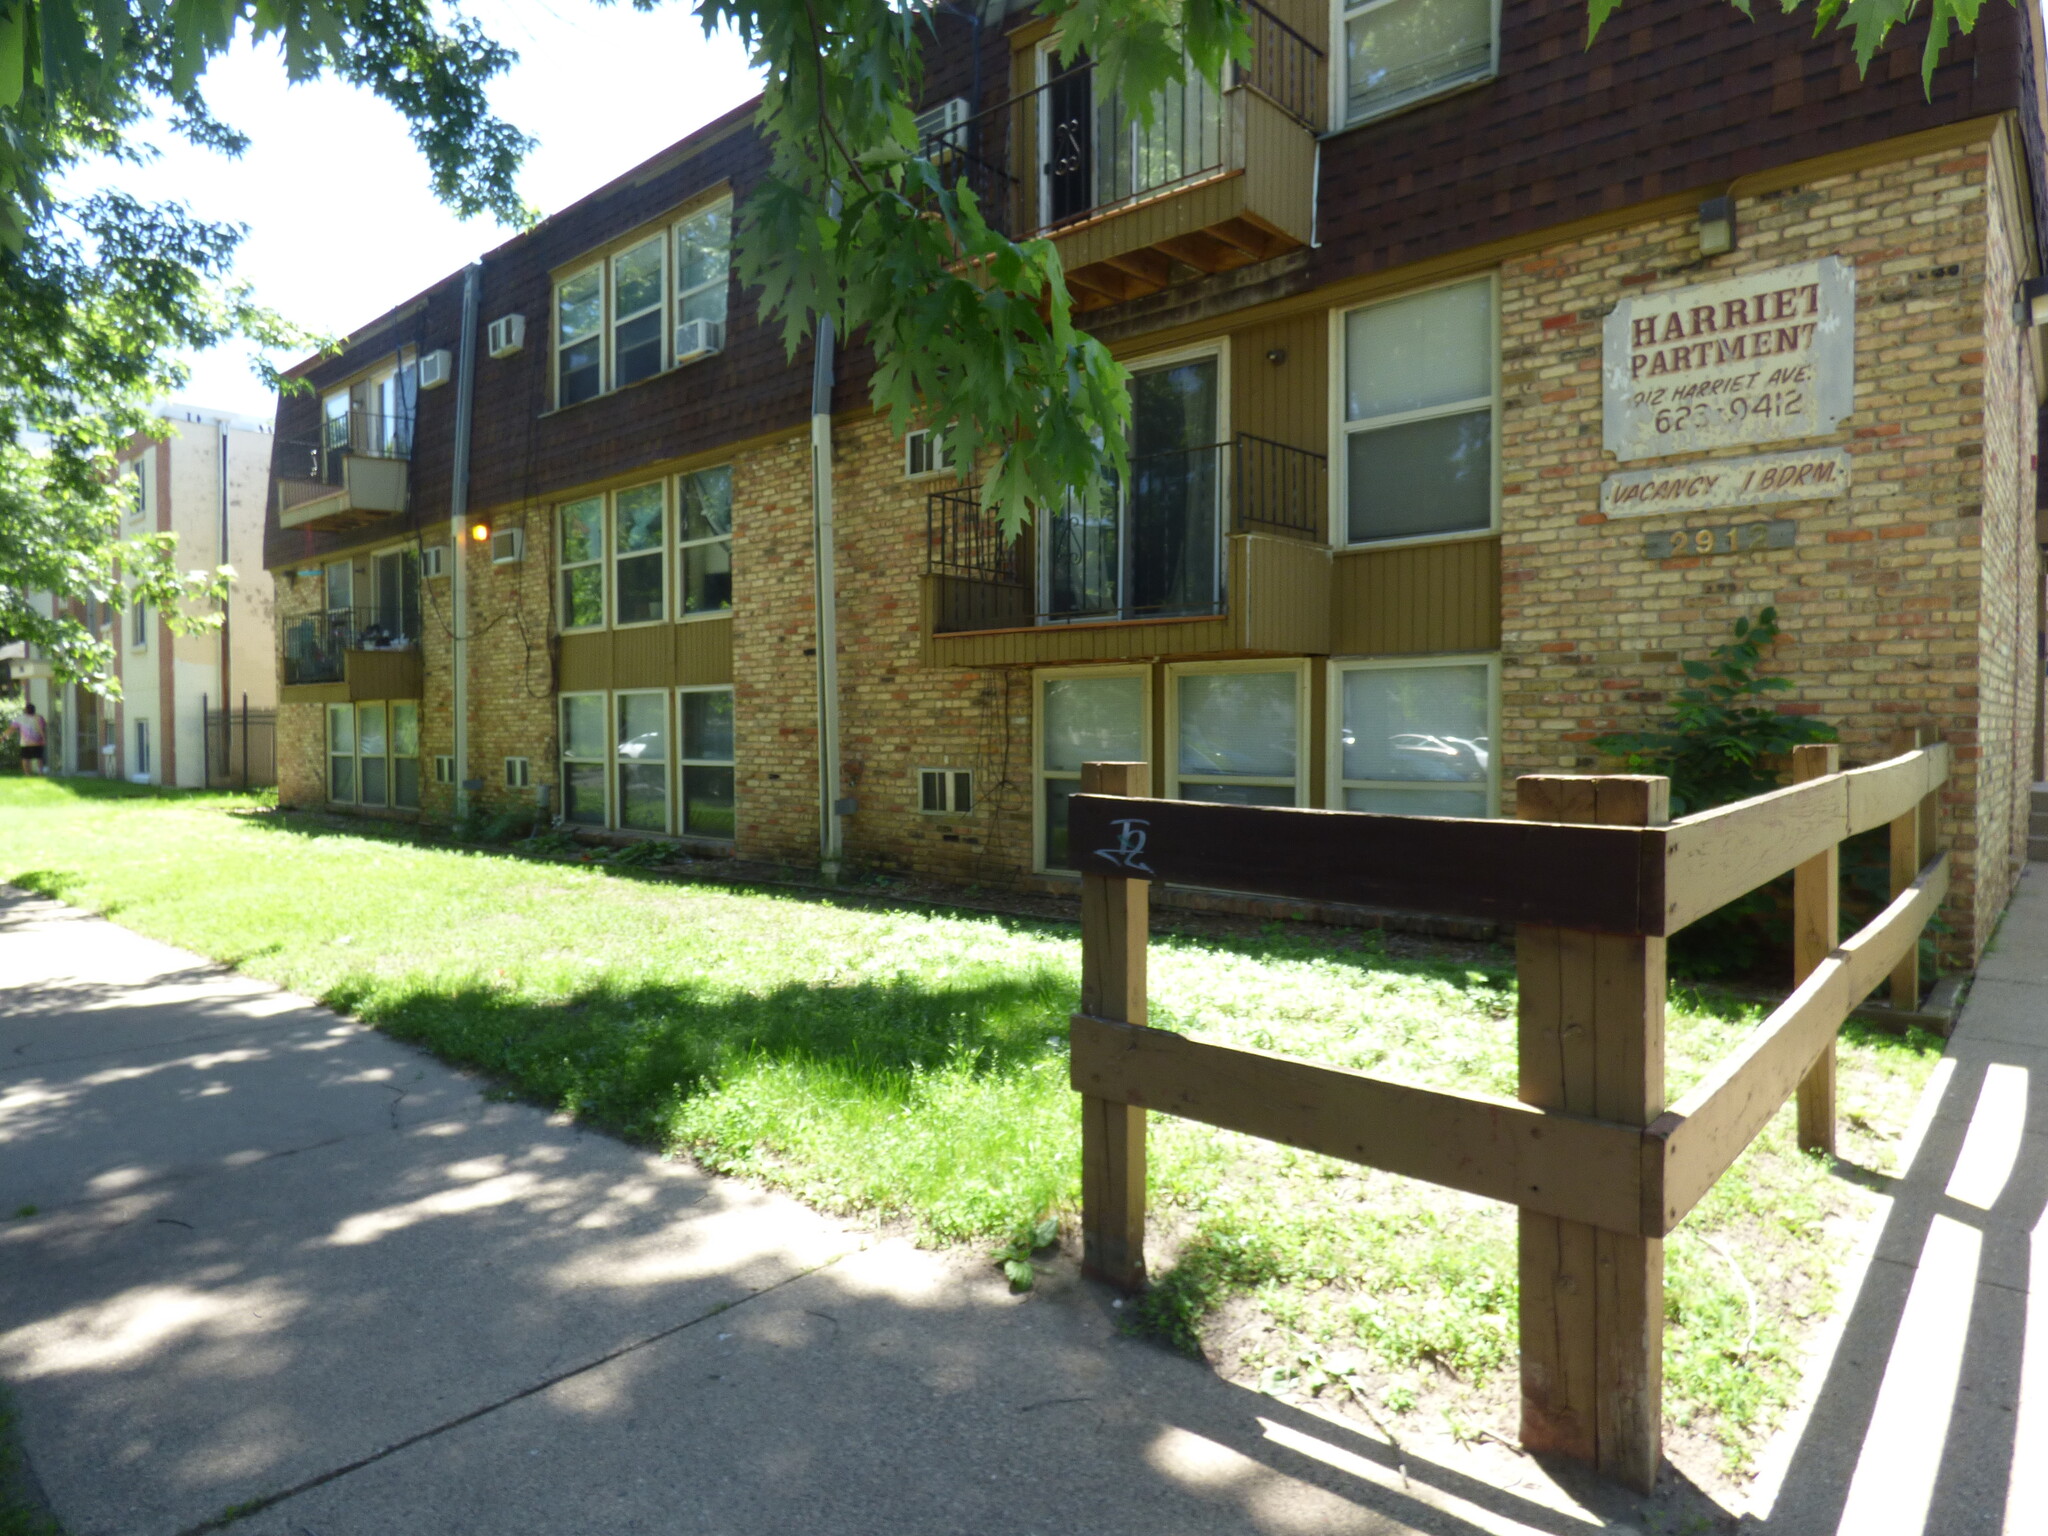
{"left": 914, "top": 96, "right": 971, "bottom": 160}
{"left": 491, "top": 528, "right": 525, "bottom": 565}
{"left": 487, "top": 314, "right": 526, "bottom": 358}
{"left": 675, "top": 318, "right": 725, "bottom": 363}
{"left": 420, "top": 545, "right": 447, "bottom": 579}
{"left": 419, "top": 349, "right": 453, "bottom": 390}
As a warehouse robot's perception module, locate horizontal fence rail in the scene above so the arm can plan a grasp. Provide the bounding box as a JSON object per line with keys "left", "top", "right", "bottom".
{"left": 1070, "top": 740, "right": 1951, "bottom": 938}
{"left": 1064, "top": 736, "right": 1950, "bottom": 1495}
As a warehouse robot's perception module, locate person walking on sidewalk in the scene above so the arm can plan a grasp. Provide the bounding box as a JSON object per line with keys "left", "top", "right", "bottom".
{"left": 5, "top": 701, "right": 48, "bottom": 775}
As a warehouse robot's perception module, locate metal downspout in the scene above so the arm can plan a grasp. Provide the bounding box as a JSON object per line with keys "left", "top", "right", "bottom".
{"left": 450, "top": 262, "right": 482, "bottom": 818}
{"left": 811, "top": 316, "right": 844, "bottom": 879}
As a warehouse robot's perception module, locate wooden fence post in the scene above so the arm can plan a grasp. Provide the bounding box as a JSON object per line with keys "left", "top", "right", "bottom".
{"left": 1515, "top": 773, "right": 1668, "bottom": 1495}
{"left": 1078, "top": 760, "right": 1150, "bottom": 1290}
{"left": 1792, "top": 743, "right": 1841, "bottom": 1155}
{"left": 1888, "top": 727, "right": 1931, "bottom": 1011}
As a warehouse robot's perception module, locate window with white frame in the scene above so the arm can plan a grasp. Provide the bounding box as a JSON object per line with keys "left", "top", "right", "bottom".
{"left": 1169, "top": 664, "right": 1305, "bottom": 806}
{"left": 904, "top": 429, "right": 958, "bottom": 479}
{"left": 126, "top": 458, "right": 148, "bottom": 527}
{"left": 613, "top": 482, "right": 667, "bottom": 626}
{"left": 678, "top": 466, "right": 733, "bottom": 617}
{"left": 130, "top": 597, "right": 149, "bottom": 649}
{"left": 1036, "top": 668, "right": 1148, "bottom": 872}
{"left": 391, "top": 701, "right": 421, "bottom": 809}
{"left": 505, "top": 756, "right": 532, "bottom": 789}
{"left": 675, "top": 198, "right": 732, "bottom": 330}
{"left": 433, "top": 754, "right": 455, "bottom": 785}
{"left": 133, "top": 719, "right": 151, "bottom": 779}
{"left": 616, "top": 691, "right": 670, "bottom": 831}
{"left": 679, "top": 686, "right": 735, "bottom": 840}
{"left": 919, "top": 768, "right": 973, "bottom": 813}
{"left": 326, "top": 704, "right": 354, "bottom": 801}
{"left": 1341, "top": 277, "right": 1496, "bottom": 545}
{"left": 556, "top": 265, "right": 604, "bottom": 406}
{"left": 1338, "top": 0, "right": 1496, "bottom": 127}
{"left": 1333, "top": 656, "right": 1495, "bottom": 817}
{"left": 356, "top": 702, "right": 390, "bottom": 807}
{"left": 561, "top": 693, "right": 608, "bottom": 826}
{"left": 558, "top": 497, "right": 606, "bottom": 630}
{"left": 611, "top": 237, "right": 666, "bottom": 389}
{"left": 552, "top": 196, "right": 732, "bottom": 408}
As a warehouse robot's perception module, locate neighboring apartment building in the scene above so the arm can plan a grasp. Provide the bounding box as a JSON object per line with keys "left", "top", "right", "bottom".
{"left": 14, "top": 404, "right": 277, "bottom": 784}
{"left": 265, "top": 0, "right": 2045, "bottom": 960}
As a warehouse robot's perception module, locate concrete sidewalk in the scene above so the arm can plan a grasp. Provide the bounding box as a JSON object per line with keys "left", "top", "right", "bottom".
{"left": 1, "top": 878, "right": 2041, "bottom": 1536}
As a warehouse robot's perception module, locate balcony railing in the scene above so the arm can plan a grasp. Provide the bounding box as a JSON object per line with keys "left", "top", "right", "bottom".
{"left": 926, "top": 434, "right": 1326, "bottom": 635}
{"left": 282, "top": 605, "right": 420, "bottom": 687}
{"left": 275, "top": 409, "right": 413, "bottom": 522}
{"left": 921, "top": 2, "right": 1323, "bottom": 243}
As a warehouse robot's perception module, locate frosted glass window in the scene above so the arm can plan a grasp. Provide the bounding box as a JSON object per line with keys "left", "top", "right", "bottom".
{"left": 1338, "top": 661, "right": 1493, "bottom": 818}
{"left": 1343, "top": 0, "right": 1495, "bottom": 126}
{"left": 1039, "top": 672, "right": 1146, "bottom": 870}
{"left": 1345, "top": 283, "right": 1492, "bottom": 420}
{"left": 1171, "top": 671, "right": 1294, "bottom": 786}
{"left": 1343, "top": 279, "right": 1495, "bottom": 545}
{"left": 1042, "top": 675, "right": 1144, "bottom": 773}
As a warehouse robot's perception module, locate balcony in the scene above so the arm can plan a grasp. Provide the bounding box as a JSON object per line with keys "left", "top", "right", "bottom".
{"left": 281, "top": 606, "right": 423, "bottom": 700}
{"left": 274, "top": 410, "right": 412, "bottom": 533}
{"left": 922, "top": 434, "right": 1330, "bottom": 666}
{"left": 925, "top": 4, "right": 1321, "bottom": 312}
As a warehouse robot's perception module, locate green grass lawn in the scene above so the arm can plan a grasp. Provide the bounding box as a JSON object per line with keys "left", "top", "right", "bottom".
{"left": 0, "top": 778, "right": 1943, "bottom": 1476}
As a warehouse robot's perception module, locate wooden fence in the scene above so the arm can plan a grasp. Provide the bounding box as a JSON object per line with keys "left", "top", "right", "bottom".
{"left": 1065, "top": 728, "right": 1948, "bottom": 1493}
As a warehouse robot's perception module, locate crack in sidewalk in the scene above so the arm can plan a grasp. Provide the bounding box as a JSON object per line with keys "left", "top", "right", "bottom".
{"left": 171, "top": 1249, "right": 857, "bottom": 1536}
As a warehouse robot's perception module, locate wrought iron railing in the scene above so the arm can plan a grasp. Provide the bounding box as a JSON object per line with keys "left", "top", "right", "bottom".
{"left": 920, "top": 1, "right": 1322, "bottom": 242}
{"left": 926, "top": 434, "right": 1327, "bottom": 635}
{"left": 275, "top": 409, "right": 414, "bottom": 495}
{"left": 281, "top": 604, "right": 420, "bottom": 685}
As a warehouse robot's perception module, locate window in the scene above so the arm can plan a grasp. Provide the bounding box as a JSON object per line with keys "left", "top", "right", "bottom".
{"left": 676, "top": 197, "right": 732, "bottom": 330}
{"left": 368, "top": 548, "right": 420, "bottom": 644}
{"left": 126, "top": 459, "right": 148, "bottom": 527}
{"left": 392, "top": 701, "right": 421, "bottom": 809}
{"left": 553, "top": 196, "right": 732, "bottom": 407}
{"left": 905, "top": 430, "right": 958, "bottom": 479}
{"left": 559, "top": 497, "right": 606, "bottom": 630}
{"left": 354, "top": 703, "right": 388, "bottom": 806}
{"left": 1168, "top": 663, "right": 1305, "bottom": 806}
{"left": 561, "top": 693, "right": 608, "bottom": 826}
{"left": 505, "top": 756, "right": 532, "bottom": 789}
{"left": 433, "top": 754, "right": 456, "bottom": 785}
{"left": 612, "top": 238, "right": 666, "bottom": 388}
{"left": 613, "top": 483, "right": 666, "bottom": 626}
{"left": 557, "top": 265, "right": 603, "bottom": 406}
{"left": 919, "top": 768, "right": 974, "bottom": 814}
{"left": 321, "top": 353, "right": 418, "bottom": 461}
{"left": 130, "top": 598, "right": 149, "bottom": 650}
{"left": 679, "top": 466, "right": 733, "bottom": 617}
{"left": 1340, "top": 277, "right": 1496, "bottom": 546}
{"left": 616, "top": 692, "right": 669, "bottom": 831}
{"left": 327, "top": 704, "right": 355, "bottom": 801}
{"left": 1332, "top": 656, "right": 1496, "bottom": 817}
{"left": 133, "top": 719, "right": 151, "bottom": 779}
{"left": 1035, "top": 667, "right": 1148, "bottom": 872}
{"left": 678, "top": 686, "right": 735, "bottom": 840}
{"left": 1339, "top": 0, "right": 1496, "bottom": 126}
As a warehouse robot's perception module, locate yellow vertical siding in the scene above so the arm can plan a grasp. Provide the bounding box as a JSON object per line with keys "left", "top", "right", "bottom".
{"left": 1330, "top": 538, "right": 1501, "bottom": 656}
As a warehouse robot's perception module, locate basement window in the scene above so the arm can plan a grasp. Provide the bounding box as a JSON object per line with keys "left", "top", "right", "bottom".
{"left": 919, "top": 768, "right": 974, "bottom": 814}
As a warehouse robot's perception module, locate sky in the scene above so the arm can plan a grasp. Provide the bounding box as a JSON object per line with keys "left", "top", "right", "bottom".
{"left": 58, "top": 0, "right": 762, "bottom": 421}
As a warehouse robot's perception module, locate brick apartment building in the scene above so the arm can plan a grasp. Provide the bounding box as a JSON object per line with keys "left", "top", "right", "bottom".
{"left": 266, "top": 0, "right": 2046, "bottom": 960}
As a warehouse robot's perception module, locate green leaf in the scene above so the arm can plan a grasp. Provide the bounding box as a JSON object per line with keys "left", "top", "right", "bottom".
{"left": 1003, "top": 1258, "right": 1036, "bottom": 1291}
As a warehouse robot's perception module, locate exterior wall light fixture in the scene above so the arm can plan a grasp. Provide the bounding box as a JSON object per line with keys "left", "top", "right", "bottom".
{"left": 1697, "top": 195, "right": 1736, "bottom": 258}
{"left": 2017, "top": 275, "right": 2048, "bottom": 329}
{"left": 468, "top": 520, "right": 491, "bottom": 543}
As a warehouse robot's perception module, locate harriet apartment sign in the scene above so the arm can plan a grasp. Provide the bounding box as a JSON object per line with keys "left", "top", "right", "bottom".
{"left": 1603, "top": 257, "right": 1855, "bottom": 462}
